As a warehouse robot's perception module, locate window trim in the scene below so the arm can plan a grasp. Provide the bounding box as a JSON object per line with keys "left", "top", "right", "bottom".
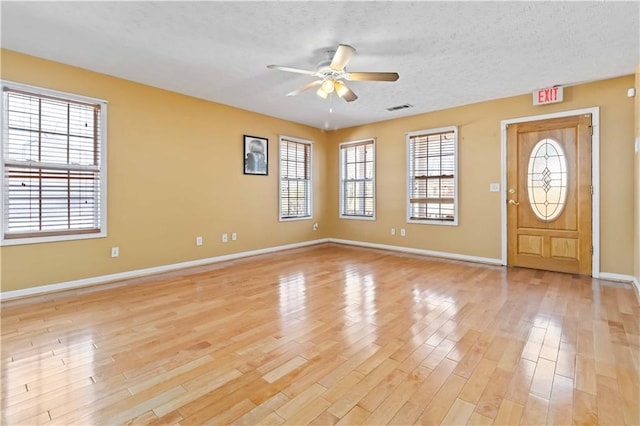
{"left": 278, "top": 135, "right": 313, "bottom": 222}
{"left": 406, "top": 125, "right": 458, "bottom": 226}
{"left": 0, "top": 80, "right": 108, "bottom": 246}
{"left": 339, "top": 138, "right": 376, "bottom": 221}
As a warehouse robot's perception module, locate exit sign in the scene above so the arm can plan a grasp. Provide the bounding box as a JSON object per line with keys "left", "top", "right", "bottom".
{"left": 533, "top": 86, "right": 563, "bottom": 105}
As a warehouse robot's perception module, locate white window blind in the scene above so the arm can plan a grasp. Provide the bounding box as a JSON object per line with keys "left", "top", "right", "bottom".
{"left": 407, "top": 126, "right": 458, "bottom": 224}
{"left": 279, "top": 136, "right": 312, "bottom": 220}
{"left": 2, "top": 83, "right": 107, "bottom": 244}
{"left": 340, "top": 139, "right": 375, "bottom": 219}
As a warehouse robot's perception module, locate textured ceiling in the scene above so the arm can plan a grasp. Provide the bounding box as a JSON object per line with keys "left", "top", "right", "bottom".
{"left": 1, "top": 1, "right": 638, "bottom": 130}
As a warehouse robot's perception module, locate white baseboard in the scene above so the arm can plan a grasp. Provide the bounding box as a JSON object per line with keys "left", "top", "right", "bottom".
{"left": 0, "top": 238, "right": 330, "bottom": 301}
{"left": 3, "top": 237, "right": 635, "bottom": 302}
{"left": 598, "top": 272, "right": 635, "bottom": 283}
{"left": 328, "top": 238, "right": 503, "bottom": 266}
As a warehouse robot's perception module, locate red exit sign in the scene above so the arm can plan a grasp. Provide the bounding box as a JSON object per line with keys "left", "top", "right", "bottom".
{"left": 533, "top": 86, "right": 563, "bottom": 105}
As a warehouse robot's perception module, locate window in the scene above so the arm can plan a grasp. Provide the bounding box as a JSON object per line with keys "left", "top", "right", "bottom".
{"left": 527, "top": 138, "right": 568, "bottom": 221}
{"left": 407, "top": 126, "right": 458, "bottom": 225}
{"left": 339, "top": 138, "right": 375, "bottom": 219}
{"left": 1, "top": 81, "right": 107, "bottom": 245}
{"left": 279, "top": 136, "right": 312, "bottom": 220}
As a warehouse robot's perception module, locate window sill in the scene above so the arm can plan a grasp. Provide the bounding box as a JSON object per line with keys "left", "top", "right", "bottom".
{"left": 1, "top": 230, "right": 107, "bottom": 246}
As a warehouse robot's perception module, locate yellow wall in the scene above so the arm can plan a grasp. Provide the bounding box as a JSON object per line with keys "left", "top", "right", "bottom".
{"left": 0, "top": 49, "right": 636, "bottom": 293}
{"left": 0, "top": 50, "right": 329, "bottom": 292}
{"left": 325, "top": 76, "right": 636, "bottom": 275}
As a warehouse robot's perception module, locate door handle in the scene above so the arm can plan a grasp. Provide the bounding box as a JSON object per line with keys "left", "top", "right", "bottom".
{"left": 508, "top": 199, "right": 520, "bottom": 206}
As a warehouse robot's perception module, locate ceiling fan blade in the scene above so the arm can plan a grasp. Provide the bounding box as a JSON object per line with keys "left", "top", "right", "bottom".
{"left": 345, "top": 72, "right": 400, "bottom": 82}
{"left": 286, "top": 80, "right": 322, "bottom": 96}
{"left": 330, "top": 44, "right": 355, "bottom": 71}
{"left": 335, "top": 81, "right": 358, "bottom": 102}
{"left": 267, "top": 64, "right": 320, "bottom": 77}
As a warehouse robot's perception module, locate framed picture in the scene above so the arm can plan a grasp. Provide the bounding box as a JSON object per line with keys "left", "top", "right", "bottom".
{"left": 243, "top": 135, "right": 268, "bottom": 175}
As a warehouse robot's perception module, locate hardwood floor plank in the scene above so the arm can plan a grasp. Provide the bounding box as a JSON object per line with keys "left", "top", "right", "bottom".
{"left": 504, "top": 357, "right": 537, "bottom": 405}
{"left": 231, "top": 392, "right": 289, "bottom": 426}
{"left": 466, "top": 411, "right": 494, "bottom": 425}
{"left": 573, "top": 389, "right": 599, "bottom": 425}
{"left": 441, "top": 397, "right": 476, "bottom": 425}
{"left": 263, "top": 356, "right": 308, "bottom": 384}
{"left": 275, "top": 383, "right": 327, "bottom": 421}
{"left": 326, "top": 358, "right": 398, "bottom": 418}
{"left": 1, "top": 244, "right": 637, "bottom": 425}
{"left": 616, "top": 365, "right": 640, "bottom": 425}
{"left": 452, "top": 332, "right": 493, "bottom": 378}
{"left": 575, "top": 354, "right": 597, "bottom": 395}
{"left": 596, "top": 374, "right": 626, "bottom": 425}
{"left": 492, "top": 398, "right": 524, "bottom": 425}
{"left": 103, "top": 385, "right": 187, "bottom": 425}
{"left": 394, "top": 342, "right": 435, "bottom": 373}
{"left": 496, "top": 339, "right": 525, "bottom": 373}
{"left": 555, "top": 340, "right": 576, "bottom": 379}
{"left": 388, "top": 357, "right": 458, "bottom": 424}
{"left": 458, "top": 358, "right": 497, "bottom": 404}
{"left": 547, "top": 373, "right": 574, "bottom": 425}
{"left": 128, "top": 354, "right": 214, "bottom": 395}
{"left": 416, "top": 373, "right": 466, "bottom": 424}
{"left": 520, "top": 393, "right": 549, "bottom": 425}
{"left": 334, "top": 405, "right": 370, "bottom": 425}
{"left": 529, "top": 357, "right": 556, "bottom": 399}
{"left": 182, "top": 397, "right": 256, "bottom": 425}
{"left": 474, "top": 367, "right": 513, "bottom": 420}
{"left": 356, "top": 367, "right": 407, "bottom": 413}
{"left": 282, "top": 396, "right": 331, "bottom": 426}
{"left": 154, "top": 369, "right": 243, "bottom": 417}
{"left": 363, "top": 365, "right": 431, "bottom": 425}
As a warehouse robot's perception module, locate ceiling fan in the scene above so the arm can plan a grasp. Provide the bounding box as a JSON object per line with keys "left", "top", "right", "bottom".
{"left": 267, "top": 44, "right": 399, "bottom": 102}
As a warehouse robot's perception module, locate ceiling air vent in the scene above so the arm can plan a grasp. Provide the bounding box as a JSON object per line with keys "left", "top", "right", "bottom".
{"left": 386, "top": 104, "right": 413, "bottom": 112}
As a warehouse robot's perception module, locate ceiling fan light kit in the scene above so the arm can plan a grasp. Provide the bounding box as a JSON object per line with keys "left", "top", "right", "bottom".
{"left": 267, "top": 44, "right": 399, "bottom": 103}
{"left": 321, "top": 79, "right": 335, "bottom": 94}
{"left": 316, "top": 87, "right": 329, "bottom": 99}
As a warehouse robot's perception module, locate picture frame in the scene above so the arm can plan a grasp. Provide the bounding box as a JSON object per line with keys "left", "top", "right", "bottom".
{"left": 243, "top": 135, "right": 268, "bottom": 175}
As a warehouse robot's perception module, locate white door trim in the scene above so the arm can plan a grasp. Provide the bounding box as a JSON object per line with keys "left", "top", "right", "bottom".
{"left": 500, "top": 107, "right": 600, "bottom": 277}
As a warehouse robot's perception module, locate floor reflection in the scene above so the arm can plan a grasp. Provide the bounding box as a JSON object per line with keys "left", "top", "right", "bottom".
{"left": 343, "top": 267, "right": 376, "bottom": 327}
{"left": 278, "top": 272, "right": 307, "bottom": 321}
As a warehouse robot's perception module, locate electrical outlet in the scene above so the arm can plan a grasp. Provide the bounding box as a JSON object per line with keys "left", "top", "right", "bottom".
{"left": 231, "top": 232, "right": 237, "bottom": 241}
{"left": 196, "top": 236, "right": 203, "bottom": 246}
{"left": 312, "top": 222, "right": 318, "bottom": 231}
{"left": 222, "top": 233, "right": 228, "bottom": 243}
{"left": 400, "top": 228, "right": 406, "bottom": 237}
{"left": 391, "top": 228, "right": 396, "bottom": 236}
{"left": 111, "top": 247, "right": 119, "bottom": 257}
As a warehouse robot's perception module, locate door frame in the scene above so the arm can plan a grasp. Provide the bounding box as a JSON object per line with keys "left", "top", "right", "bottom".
{"left": 500, "top": 107, "right": 600, "bottom": 277}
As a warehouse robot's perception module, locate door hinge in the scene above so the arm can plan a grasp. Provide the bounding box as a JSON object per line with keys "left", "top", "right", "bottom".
{"left": 591, "top": 246, "right": 594, "bottom": 255}
{"left": 590, "top": 185, "right": 593, "bottom": 195}
{"left": 589, "top": 125, "right": 593, "bottom": 136}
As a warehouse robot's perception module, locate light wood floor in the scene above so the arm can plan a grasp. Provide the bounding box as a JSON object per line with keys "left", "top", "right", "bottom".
{"left": 1, "top": 243, "right": 639, "bottom": 425}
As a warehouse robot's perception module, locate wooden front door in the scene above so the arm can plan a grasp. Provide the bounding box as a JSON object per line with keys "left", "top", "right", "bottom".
{"left": 507, "top": 114, "right": 592, "bottom": 275}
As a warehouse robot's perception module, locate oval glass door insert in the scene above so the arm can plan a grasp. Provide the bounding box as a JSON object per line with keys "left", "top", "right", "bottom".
{"left": 527, "top": 138, "right": 568, "bottom": 221}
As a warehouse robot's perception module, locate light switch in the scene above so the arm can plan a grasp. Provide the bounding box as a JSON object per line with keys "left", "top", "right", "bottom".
{"left": 489, "top": 183, "right": 500, "bottom": 192}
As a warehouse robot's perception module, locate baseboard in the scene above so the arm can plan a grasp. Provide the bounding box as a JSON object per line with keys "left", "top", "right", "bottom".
{"left": 0, "top": 238, "right": 330, "bottom": 301}
{"left": 598, "top": 272, "right": 635, "bottom": 283}
{"left": 3, "top": 237, "right": 634, "bottom": 302}
{"left": 328, "top": 238, "right": 503, "bottom": 266}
